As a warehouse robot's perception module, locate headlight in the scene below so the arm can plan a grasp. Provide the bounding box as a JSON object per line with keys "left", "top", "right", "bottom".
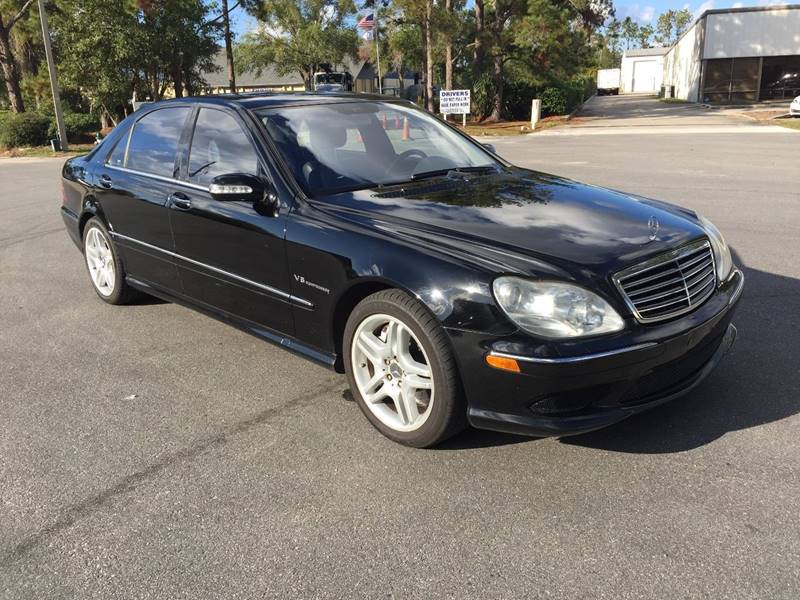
{"left": 492, "top": 277, "right": 624, "bottom": 338}
{"left": 698, "top": 215, "right": 733, "bottom": 282}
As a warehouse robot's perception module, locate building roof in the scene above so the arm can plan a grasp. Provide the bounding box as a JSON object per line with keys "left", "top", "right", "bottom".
{"left": 146, "top": 91, "right": 413, "bottom": 111}
{"left": 701, "top": 4, "right": 800, "bottom": 17}
{"left": 623, "top": 47, "right": 670, "bottom": 58}
{"left": 203, "top": 49, "right": 304, "bottom": 89}
{"left": 666, "top": 3, "right": 800, "bottom": 53}
{"left": 202, "top": 50, "right": 375, "bottom": 88}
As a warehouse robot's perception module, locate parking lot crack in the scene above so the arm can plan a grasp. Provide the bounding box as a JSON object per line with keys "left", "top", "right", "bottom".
{"left": 0, "top": 227, "right": 64, "bottom": 250}
{"left": 0, "top": 376, "right": 342, "bottom": 567}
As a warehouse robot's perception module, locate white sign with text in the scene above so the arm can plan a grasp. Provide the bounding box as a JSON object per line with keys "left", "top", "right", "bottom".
{"left": 439, "top": 89, "right": 471, "bottom": 115}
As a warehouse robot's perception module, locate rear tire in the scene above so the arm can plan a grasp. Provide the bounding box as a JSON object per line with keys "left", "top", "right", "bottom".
{"left": 82, "top": 217, "right": 139, "bottom": 305}
{"left": 343, "top": 289, "right": 466, "bottom": 448}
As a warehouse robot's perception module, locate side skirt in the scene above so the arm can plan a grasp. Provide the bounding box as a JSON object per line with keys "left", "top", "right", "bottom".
{"left": 126, "top": 276, "right": 339, "bottom": 370}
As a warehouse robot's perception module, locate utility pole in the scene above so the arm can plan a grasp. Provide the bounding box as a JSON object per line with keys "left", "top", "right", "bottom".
{"left": 222, "top": 0, "right": 236, "bottom": 93}
{"left": 374, "top": 7, "right": 382, "bottom": 94}
{"left": 37, "top": 0, "right": 67, "bottom": 151}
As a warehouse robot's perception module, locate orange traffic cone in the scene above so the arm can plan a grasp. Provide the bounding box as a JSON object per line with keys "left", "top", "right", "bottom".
{"left": 394, "top": 115, "right": 400, "bottom": 129}
{"left": 401, "top": 117, "right": 410, "bottom": 141}
{"left": 381, "top": 114, "right": 387, "bottom": 129}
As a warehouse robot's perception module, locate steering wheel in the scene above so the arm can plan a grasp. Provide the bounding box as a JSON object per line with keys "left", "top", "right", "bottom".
{"left": 387, "top": 149, "right": 428, "bottom": 176}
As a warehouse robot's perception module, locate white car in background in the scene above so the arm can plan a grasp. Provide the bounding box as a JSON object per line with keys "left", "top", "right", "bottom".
{"left": 791, "top": 96, "right": 800, "bottom": 116}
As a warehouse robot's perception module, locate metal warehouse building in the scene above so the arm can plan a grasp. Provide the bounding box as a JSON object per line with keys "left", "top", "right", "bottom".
{"left": 662, "top": 5, "right": 800, "bottom": 103}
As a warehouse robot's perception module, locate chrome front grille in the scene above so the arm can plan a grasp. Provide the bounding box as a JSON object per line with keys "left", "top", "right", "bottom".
{"left": 613, "top": 240, "right": 716, "bottom": 323}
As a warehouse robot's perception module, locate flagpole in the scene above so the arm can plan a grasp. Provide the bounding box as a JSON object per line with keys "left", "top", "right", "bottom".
{"left": 374, "top": 9, "right": 382, "bottom": 94}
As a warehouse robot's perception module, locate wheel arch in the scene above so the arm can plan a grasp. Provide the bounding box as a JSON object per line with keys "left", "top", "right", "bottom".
{"left": 330, "top": 278, "right": 401, "bottom": 372}
{"left": 78, "top": 196, "right": 108, "bottom": 242}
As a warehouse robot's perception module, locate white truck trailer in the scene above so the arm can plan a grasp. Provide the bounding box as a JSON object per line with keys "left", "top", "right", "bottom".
{"left": 596, "top": 68, "right": 621, "bottom": 96}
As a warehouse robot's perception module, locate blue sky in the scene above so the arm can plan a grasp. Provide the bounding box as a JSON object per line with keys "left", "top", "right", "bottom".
{"left": 229, "top": 5, "right": 257, "bottom": 37}
{"left": 228, "top": 0, "right": 792, "bottom": 38}
{"left": 614, "top": 0, "right": 790, "bottom": 24}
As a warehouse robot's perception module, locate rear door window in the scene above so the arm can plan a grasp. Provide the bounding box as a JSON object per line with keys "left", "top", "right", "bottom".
{"left": 125, "top": 107, "right": 190, "bottom": 178}
{"left": 187, "top": 108, "right": 259, "bottom": 186}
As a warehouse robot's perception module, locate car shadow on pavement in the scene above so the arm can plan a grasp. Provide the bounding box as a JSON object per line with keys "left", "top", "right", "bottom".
{"left": 128, "top": 293, "right": 168, "bottom": 306}
{"left": 565, "top": 254, "right": 800, "bottom": 454}
{"left": 438, "top": 428, "right": 537, "bottom": 450}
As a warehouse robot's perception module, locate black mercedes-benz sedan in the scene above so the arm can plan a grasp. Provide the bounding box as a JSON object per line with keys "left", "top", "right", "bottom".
{"left": 60, "top": 93, "right": 744, "bottom": 447}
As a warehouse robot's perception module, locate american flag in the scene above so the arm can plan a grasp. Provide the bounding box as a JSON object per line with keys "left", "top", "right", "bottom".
{"left": 357, "top": 13, "right": 375, "bottom": 29}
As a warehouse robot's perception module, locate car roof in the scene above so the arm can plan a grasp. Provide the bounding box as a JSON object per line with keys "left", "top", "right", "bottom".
{"left": 142, "top": 92, "right": 412, "bottom": 112}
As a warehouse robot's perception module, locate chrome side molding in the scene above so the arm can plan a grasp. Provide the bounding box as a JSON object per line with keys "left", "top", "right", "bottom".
{"left": 110, "top": 232, "right": 314, "bottom": 308}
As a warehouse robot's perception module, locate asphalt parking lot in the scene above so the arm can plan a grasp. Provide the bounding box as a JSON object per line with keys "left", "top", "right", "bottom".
{"left": 2, "top": 120, "right": 799, "bottom": 598}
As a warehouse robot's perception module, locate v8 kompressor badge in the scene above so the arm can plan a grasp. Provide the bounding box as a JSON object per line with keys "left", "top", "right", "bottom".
{"left": 294, "top": 274, "right": 330, "bottom": 294}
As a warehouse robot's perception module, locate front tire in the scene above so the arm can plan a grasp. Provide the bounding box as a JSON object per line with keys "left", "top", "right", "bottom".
{"left": 82, "top": 217, "right": 138, "bottom": 304}
{"left": 343, "top": 289, "right": 466, "bottom": 448}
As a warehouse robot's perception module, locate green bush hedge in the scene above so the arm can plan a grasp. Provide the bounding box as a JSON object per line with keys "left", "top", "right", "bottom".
{"left": 473, "top": 74, "right": 594, "bottom": 121}
{"left": 0, "top": 111, "right": 99, "bottom": 148}
{"left": 48, "top": 112, "right": 100, "bottom": 142}
{"left": 0, "top": 112, "right": 50, "bottom": 148}
{"left": 540, "top": 87, "right": 567, "bottom": 117}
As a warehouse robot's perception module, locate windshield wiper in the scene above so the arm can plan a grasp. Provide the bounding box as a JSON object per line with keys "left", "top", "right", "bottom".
{"left": 410, "top": 165, "right": 500, "bottom": 181}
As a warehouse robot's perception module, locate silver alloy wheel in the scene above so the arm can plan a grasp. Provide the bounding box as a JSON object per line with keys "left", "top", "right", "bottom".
{"left": 84, "top": 226, "right": 116, "bottom": 297}
{"left": 351, "top": 313, "right": 435, "bottom": 432}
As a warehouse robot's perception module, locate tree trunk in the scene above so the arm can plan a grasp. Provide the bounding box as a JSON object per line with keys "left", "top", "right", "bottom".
{"left": 184, "top": 68, "right": 195, "bottom": 96}
{"left": 425, "top": 0, "right": 433, "bottom": 112}
{"left": 172, "top": 60, "right": 184, "bottom": 98}
{"left": 445, "top": 0, "right": 453, "bottom": 90}
{"left": 419, "top": 14, "right": 426, "bottom": 105}
{"left": 490, "top": 54, "right": 503, "bottom": 122}
{"left": 222, "top": 0, "right": 236, "bottom": 93}
{"left": 0, "top": 19, "right": 25, "bottom": 113}
{"left": 473, "top": 0, "right": 484, "bottom": 74}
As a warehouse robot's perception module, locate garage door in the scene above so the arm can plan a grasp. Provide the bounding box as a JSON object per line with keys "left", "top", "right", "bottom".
{"left": 632, "top": 60, "right": 659, "bottom": 93}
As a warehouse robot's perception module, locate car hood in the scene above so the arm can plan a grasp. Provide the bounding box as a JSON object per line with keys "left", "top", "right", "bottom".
{"left": 315, "top": 168, "right": 707, "bottom": 279}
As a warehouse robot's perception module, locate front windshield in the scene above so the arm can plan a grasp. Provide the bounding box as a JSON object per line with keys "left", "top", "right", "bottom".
{"left": 315, "top": 73, "right": 344, "bottom": 84}
{"left": 258, "top": 101, "right": 498, "bottom": 196}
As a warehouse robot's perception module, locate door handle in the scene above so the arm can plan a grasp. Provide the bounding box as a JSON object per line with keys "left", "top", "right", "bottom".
{"left": 99, "top": 174, "right": 113, "bottom": 189}
{"left": 168, "top": 192, "right": 192, "bottom": 210}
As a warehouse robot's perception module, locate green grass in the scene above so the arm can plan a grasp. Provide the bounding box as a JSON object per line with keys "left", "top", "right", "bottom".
{"left": 774, "top": 119, "right": 800, "bottom": 131}
{"left": 0, "top": 143, "right": 95, "bottom": 158}
{"left": 463, "top": 125, "right": 529, "bottom": 136}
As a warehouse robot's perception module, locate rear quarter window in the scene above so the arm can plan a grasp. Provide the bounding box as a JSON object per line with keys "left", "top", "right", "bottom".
{"left": 125, "top": 107, "right": 191, "bottom": 178}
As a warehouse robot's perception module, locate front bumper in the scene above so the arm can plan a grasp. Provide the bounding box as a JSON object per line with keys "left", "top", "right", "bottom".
{"left": 448, "top": 269, "right": 744, "bottom": 437}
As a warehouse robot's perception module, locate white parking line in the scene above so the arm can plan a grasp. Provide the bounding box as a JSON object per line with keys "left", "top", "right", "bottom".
{"left": 534, "top": 125, "right": 796, "bottom": 136}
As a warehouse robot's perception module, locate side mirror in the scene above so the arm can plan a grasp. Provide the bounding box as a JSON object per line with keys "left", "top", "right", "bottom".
{"left": 209, "top": 173, "right": 279, "bottom": 215}
{"left": 482, "top": 143, "right": 497, "bottom": 154}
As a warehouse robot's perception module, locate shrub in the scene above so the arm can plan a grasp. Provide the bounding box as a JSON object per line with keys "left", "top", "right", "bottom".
{"left": 540, "top": 87, "right": 567, "bottom": 117}
{"left": 473, "top": 73, "right": 538, "bottom": 121}
{"left": 0, "top": 112, "right": 50, "bottom": 148}
{"left": 47, "top": 112, "right": 100, "bottom": 142}
{"left": 560, "top": 76, "right": 594, "bottom": 114}
{"left": 503, "top": 80, "right": 538, "bottom": 120}
{"left": 472, "top": 72, "right": 496, "bottom": 119}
